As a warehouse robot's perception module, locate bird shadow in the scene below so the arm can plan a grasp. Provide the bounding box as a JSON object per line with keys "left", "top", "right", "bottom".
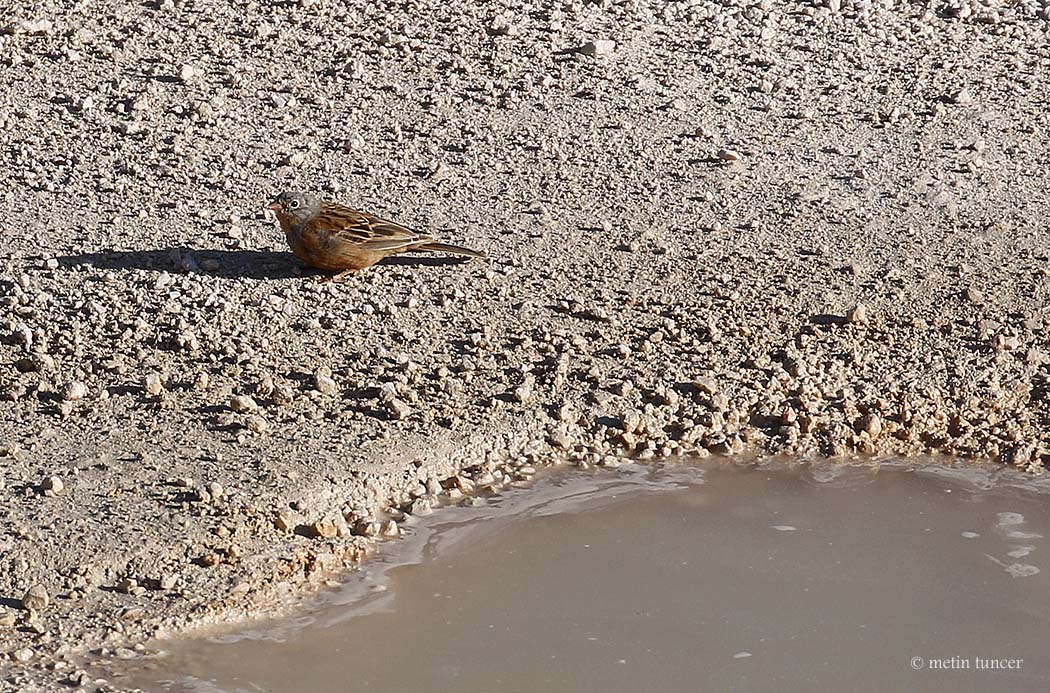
{"left": 55, "top": 248, "right": 472, "bottom": 280}
{"left": 56, "top": 248, "right": 303, "bottom": 280}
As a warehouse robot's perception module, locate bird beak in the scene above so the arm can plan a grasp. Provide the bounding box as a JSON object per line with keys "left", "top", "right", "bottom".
{"left": 267, "top": 201, "right": 282, "bottom": 212}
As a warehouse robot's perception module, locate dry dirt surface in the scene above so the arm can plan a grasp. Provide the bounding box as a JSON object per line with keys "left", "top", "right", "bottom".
{"left": 2, "top": 0, "right": 1050, "bottom": 689}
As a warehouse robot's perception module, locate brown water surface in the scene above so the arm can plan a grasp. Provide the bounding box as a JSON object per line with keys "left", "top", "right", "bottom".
{"left": 116, "top": 460, "right": 1050, "bottom": 692}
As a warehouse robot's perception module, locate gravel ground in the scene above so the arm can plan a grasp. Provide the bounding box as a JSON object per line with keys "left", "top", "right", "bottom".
{"left": 2, "top": 0, "right": 1050, "bottom": 689}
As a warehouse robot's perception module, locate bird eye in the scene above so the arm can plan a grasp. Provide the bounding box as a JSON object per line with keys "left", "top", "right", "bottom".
{"left": 289, "top": 199, "right": 301, "bottom": 209}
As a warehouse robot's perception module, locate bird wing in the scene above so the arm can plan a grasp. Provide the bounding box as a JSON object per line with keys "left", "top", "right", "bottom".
{"left": 309, "top": 202, "right": 432, "bottom": 253}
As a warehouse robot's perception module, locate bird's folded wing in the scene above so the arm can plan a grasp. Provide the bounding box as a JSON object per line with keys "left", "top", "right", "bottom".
{"left": 313, "top": 203, "right": 429, "bottom": 252}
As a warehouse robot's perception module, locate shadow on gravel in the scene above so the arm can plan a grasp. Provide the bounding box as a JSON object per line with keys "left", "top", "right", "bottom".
{"left": 56, "top": 248, "right": 470, "bottom": 280}
{"left": 809, "top": 313, "right": 848, "bottom": 326}
{"left": 57, "top": 248, "right": 303, "bottom": 280}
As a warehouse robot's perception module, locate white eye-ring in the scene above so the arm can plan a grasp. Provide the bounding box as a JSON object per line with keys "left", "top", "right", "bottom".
{"left": 289, "top": 199, "right": 300, "bottom": 209}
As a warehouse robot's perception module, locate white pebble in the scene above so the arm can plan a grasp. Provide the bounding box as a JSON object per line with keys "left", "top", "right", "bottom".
{"left": 229, "top": 395, "right": 258, "bottom": 413}
{"left": 61, "top": 381, "right": 88, "bottom": 401}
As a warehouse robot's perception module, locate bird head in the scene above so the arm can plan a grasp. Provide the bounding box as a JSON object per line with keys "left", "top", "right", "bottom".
{"left": 268, "top": 191, "right": 321, "bottom": 223}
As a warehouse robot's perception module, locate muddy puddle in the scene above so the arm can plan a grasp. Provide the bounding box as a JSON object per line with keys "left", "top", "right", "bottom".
{"left": 114, "top": 460, "right": 1050, "bottom": 692}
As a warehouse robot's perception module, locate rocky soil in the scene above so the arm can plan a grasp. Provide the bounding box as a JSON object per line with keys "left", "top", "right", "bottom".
{"left": 2, "top": 0, "right": 1050, "bottom": 689}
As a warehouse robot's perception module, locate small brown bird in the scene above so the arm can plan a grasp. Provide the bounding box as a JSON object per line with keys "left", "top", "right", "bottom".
{"left": 268, "top": 191, "right": 485, "bottom": 278}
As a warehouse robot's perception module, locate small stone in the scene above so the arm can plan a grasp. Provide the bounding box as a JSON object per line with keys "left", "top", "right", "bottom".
{"left": 549, "top": 432, "right": 572, "bottom": 449}
{"left": 175, "top": 331, "right": 199, "bottom": 350}
{"left": 621, "top": 409, "right": 643, "bottom": 434}
{"left": 579, "top": 39, "right": 615, "bottom": 56}
{"left": 229, "top": 395, "right": 258, "bottom": 413}
{"left": 158, "top": 574, "right": 178, "bottom": 590}
{"left": 12, "top": 647, "right": 34, "bottom": 663}
{"left": 178, "top": 252, "right": 200, "bottom": 273}
{"left": 121, "top": 607, "right": 145, "bottom": 621}
{"left": 386, "top": 398, "right": 411, "bottom": 420}
{"left": 489, "top": 15, "right": 517, "bottom": 36}
{"left": 246, "top": 415, "right": 269, "bottom": 433}
{"left": 207, "top": 482, "right": 224, "bottom": 499}
{"left": 994, "top": 334, "right": 1021, "bottom": 351}
{"left": 199, "top": 553, "right": 221, "bottom": 567}
{"left": 378, "top": 382, "right": 398, "bottom": 402}
{"left": 275, "top": 509, "right": 300, "bottom": 531}
{"left": 272, "top": 383, "right": 296, "bottom": 405}
{"left": 21, "top": 585, "right": 49, "bottom": 611}
{"left": 42, "top": 476, "right": 64, "bottom": 495}
{"left": 64, "top": 671, "right": 89, "bottom": 686}
{"left": 717, "top": 148, "right": 742, "bottom": 162}
{"left": 862, "top": 414, "right": 882, "bottom": 437}
{"left": 693, "top": 377, "right": 719, "bottom": 395}
{"left": 255, "top": 375, "right": 275, "bottom": 399}
{"left": 513, "top": 382, "right": 533, "bottom": 402}
{"left": 178, "top": 64, "right": 199, "bottom": 83}
{"left": 61, "top": 381, "right": 88, "bottom": 401}
{"left": 657, "top": 386, "right": 680, "bottom": 406}
{"left": 144, "top": 373, "right": 164, "bottom": 396}
{"left": 454, "top": 475, "right": 476, "bottom": 494}
{"left": 283, "top": 151, "right": 306, "bottom": 167}
{"left": 307, "top": 520, "right": 338, "bottom": 539}
{"left": 847, "top": 303, "right": 869, "bottom": 325}
{"left": 313, "top": 373, "right": 338, "bottom": 395}
{"left": 356, "top": 520, "right": 381, "bottom": 537}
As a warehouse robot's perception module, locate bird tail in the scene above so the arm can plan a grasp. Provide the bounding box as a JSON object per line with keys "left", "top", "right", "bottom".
{"left": 414, "top": 241, "right": 486, "bottom": 258}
